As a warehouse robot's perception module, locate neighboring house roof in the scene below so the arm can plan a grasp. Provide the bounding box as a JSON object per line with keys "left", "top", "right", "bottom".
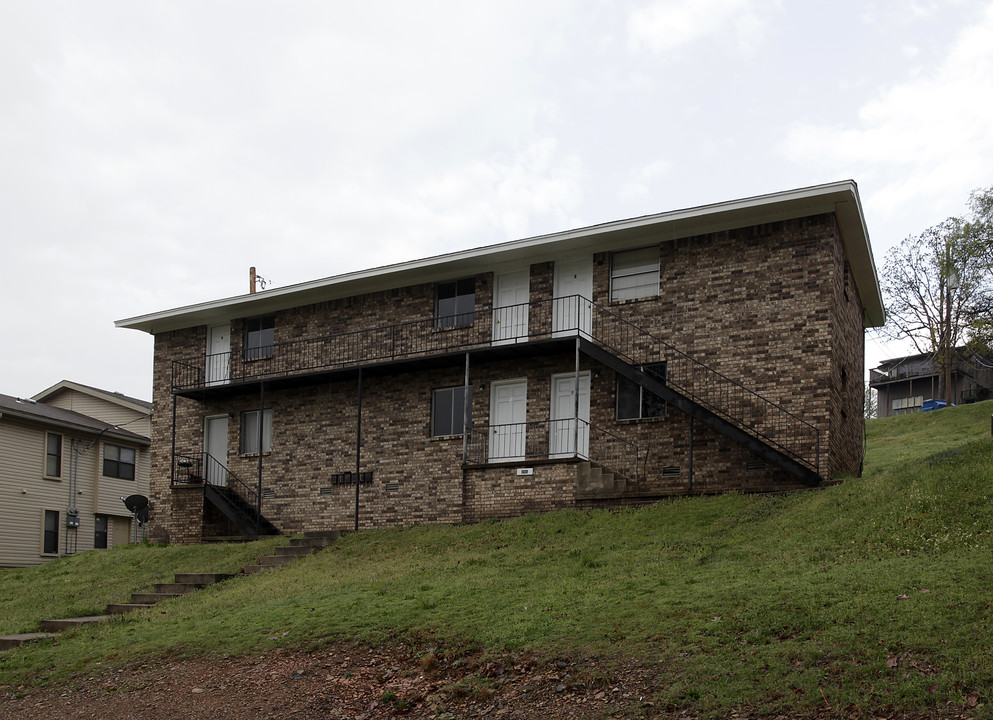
{"left": 32, "top": 379, "right": 153, "bottom": 413}
{"left": 116, "top": 180, "right": 886, "bottom": 334}
{"left": 0, "top": 393, "right": 150, "bottom": 445}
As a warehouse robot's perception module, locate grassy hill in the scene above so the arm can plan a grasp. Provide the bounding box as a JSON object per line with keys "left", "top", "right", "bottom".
{"left": 3, "top": 401, "right": 992, "bottom": 716}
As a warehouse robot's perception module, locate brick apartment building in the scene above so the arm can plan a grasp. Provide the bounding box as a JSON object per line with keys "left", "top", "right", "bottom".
{"left": 117, "top": 181, "right": 885, "bottom": 543}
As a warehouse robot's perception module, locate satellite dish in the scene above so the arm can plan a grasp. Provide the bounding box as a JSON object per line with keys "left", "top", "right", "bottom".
{"left": 123, "top": 495, "right": 149, "bottom": 526}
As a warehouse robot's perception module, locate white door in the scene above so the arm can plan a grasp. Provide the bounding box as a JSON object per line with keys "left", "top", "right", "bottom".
{"left": 550, "top": 372, "right": 591, "bottom": 459}
{"left": 553, "top": 257, "right": 593, "bottom": 337}
{"left": 493, "top": 268, "right": 530, "bottom": 345}
{"left": 204, "top": 415, "right": 228, "bottom": 486}
{"left": 206, "top": 324, "right": 230, "bottom": 385}
{"left": 489, "top": 379, "right": 527, "bottom": 462}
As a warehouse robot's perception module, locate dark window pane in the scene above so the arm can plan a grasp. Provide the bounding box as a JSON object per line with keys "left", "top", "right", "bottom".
{"left": 44, "top": 510, "right": 59, "bottom": 554}
{"left": 245, "top": 316, "right": 275, "bottom": 359}
{"left": 46, "top": 433, "right": 62, "bottom": 477}
{"left": 436, "top": 279, "right": 475, "bottom": 327}
{"left": 432, "top": 387, "right": 471, "bottom": 436}
{"left": 616, "top": 377, "right": 641, "bottom": 420}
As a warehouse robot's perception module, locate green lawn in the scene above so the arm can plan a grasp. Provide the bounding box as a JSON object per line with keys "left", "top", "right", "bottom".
{"left": 3, "top": 401, "right": 992, "bottom": 717}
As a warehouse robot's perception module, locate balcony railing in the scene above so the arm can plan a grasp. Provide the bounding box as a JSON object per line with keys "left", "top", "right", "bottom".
{"left": 172, "top": 294, "right": 819, "bottom": 473}
{"left": 465, "top": 419, "right": 640, "bottom": 482}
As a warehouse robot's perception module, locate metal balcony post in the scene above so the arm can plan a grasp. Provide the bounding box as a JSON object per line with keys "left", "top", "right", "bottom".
{"left": 574, "top": 337, "right": 580, "bottom": 456}
{"left": 257, "top": 381, "right": 265, "bottom": 534}
{"left": 355, "top": 367, "right": 363, "bottom": 532}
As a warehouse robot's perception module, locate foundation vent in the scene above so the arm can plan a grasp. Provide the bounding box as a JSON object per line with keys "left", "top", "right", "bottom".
{"left": 262, "top": 489, "right": 275, "bottom": 500}
{"left": 385, "top": 482, "right": 400, "bottom": 493}
{"left": 330, "top": 471, "right": 373, "bottom": 485}
{"left": 662, "top": 465, "right": 681, "bottom": 477}
{"left": 319, "top": 487, "right": 334, "bottom": 496}
{"left": 746, "top": 462, "right": 766, "bottom": 472}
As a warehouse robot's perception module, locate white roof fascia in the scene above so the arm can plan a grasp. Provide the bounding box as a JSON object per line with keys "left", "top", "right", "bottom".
{"left": 116, "top": 180, "right": 884, "bottom": 333}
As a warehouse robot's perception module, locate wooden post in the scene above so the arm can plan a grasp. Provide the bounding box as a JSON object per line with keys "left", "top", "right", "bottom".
{"left": 250, "top": 267, "right": 257, "bottom": 294}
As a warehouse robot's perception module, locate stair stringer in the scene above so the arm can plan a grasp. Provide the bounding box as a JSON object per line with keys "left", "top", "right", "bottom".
{"left": 204, "top": 483, "right": 281, "bottom": 537}
{"left": 579, "top": 340, "right": 822, "bottom": 487}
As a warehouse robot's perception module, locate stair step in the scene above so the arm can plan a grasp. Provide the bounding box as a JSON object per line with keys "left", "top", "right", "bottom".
{"left": 153, "top": 582, "right": 201, "bottom": 594}
{"left": 106, "top": 603, "right": 153, "bottom": 615}
{"left": 241, "top": 564, "right": 266, "bottom": 574}
{"left": 40, "top": 616, "right": 112, "bottom": 633}
{"left": 130, "top": 592, "right": 185, "bottom": 604}
{"left": 0, "top": 632, "right": 60, "bottom": 651}
{"left": 259, "top": 555, "right": 298, "bottom": 567}
{"left": 174, "top": 573, "right": 236, "bottom": 585}
{"left": 289, "top": 536, "right": 332, "bottom": 548}
{"left": 273, "top": 545, "right": 317, "bottom": 557}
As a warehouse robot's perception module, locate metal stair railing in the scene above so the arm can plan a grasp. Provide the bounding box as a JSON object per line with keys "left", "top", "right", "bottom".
{"left": 170, "top": 294, "right": 817, "bottom": 473}
{"left": 465, "top": 418, "right": 639, "bottom": 482}
{"left": 172, "top": 452, "right": 266, "bottom": 533}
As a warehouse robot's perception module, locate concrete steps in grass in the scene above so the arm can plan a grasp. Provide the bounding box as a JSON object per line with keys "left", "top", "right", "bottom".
{"left": 241, "top": 530, "right": 342, "bottom": 574}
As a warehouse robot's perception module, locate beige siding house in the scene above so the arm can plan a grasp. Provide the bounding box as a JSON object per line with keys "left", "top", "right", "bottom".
{"left": 0, "top": 382, "right": 151, "bottom": 567}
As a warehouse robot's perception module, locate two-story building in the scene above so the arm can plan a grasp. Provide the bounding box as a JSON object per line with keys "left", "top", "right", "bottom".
{"left": 869, "top": 349, "right": 993, "bottom": 417}
{"left": 117, "top": 181, "right": 885, "bottom": 544}
{"left": 0, "top": 381, "right": 152, "bottom": 566}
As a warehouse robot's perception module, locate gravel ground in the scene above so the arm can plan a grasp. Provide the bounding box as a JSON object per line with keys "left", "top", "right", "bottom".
{"left": 0, "top": 641, "right": 981, "bottom": 719}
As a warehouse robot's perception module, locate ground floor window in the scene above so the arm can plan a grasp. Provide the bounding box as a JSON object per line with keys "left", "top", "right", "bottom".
{"left": 94, "top": 514, "right": 108, "bottom": 549}
{"left": 616, "top": 362, "right": 667, "bottom": 420}
{"left": 432, "top": 386, "right": 472, "bottom": 436}
{"left": 241, "top": 409, "right": 273, "bottom": 454}
{"left": 43, "top": 510, "right": 59, "bottom": 554}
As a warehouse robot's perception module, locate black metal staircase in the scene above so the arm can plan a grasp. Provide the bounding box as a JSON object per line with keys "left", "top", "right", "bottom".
{"left": 204, "top": 483, "right": 280, "bottom": 536}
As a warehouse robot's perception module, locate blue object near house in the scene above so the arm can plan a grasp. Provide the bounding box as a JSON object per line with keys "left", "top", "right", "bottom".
{"left": 922, "top": 399, "right": 953, "bottom": 412}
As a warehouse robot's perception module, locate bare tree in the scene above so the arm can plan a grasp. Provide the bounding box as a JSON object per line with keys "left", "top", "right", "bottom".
{"left": 878, "top": 186, "right": 993, "bottom": 400}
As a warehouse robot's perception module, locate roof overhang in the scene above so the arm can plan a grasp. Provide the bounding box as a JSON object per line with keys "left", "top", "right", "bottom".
{"left": 116, "top": 180, "right": 885, "bottom": 333}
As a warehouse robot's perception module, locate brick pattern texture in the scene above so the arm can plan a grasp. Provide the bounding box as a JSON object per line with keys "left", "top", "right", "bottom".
{"left": 147, "top": 214, "right": 865, "bottom": 542}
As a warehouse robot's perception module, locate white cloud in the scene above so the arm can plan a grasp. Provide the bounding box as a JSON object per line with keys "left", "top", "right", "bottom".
{"left": 627, "top": 0, "right": 779, "bottom": 53}
{"left": 782, "top": 1, "right": 993, "bottom": 237}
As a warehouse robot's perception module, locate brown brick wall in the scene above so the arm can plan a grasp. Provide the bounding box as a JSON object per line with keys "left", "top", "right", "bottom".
{"left": 146, "top": 214, "right": 865, "bottom": 541}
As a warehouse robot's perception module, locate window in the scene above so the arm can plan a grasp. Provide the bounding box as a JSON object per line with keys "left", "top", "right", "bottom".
{"left": 241, "top": 409, "right": 273, "bottom": 454}
{"left": 432, "top": 386, "right": 472, "bottom": 436}
{"left": 94, "top": 515, "right": 108, "bottom": 549}
{"left": 891, "top": 396, "right": 924, "bottom": 411}
{"left": 43, "top": 510, "right": 59, "bottom": 555}
{"left": 244, "top": 315, "right": 275, "bottom": 359}
{"left": 436, "top": 278, "right": 475, "bottom": 328}
{"left": 610, "top": 247, "right": 660, "bottom": 302}
{"left": 616, "top": 363, "right": 667, "bottom": 420}
{"left": 45, "top": 432, "right": 62, "bottom": 478}
{"left": 103, "top": 444, "right": 136, "bottom": 480}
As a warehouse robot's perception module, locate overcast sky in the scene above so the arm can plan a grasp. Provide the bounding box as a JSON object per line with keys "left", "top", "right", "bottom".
{"left": 3, "top": 0, "right": 992, "bottom": 402}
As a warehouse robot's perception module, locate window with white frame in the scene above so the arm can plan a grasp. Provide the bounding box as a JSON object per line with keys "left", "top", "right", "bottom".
{"left": 610, "top": 246, "right": 660, "bottom": 302}
{"left": 432, "top": 386, "right": 472, "bottom": 436}
{"left": 241, "top": 409, "right": 273, "bottom": 454}
{"left": 616, "top": 363, "right": 667, "bottom": 420}
{"left": 45, "top": 432, "right": 62, "bottom": 478}
{"left": 891, "top": 396, "right": 924, "bottom": 411}
{"left": 103, "top": 444, "right": 136, "bottom": 480}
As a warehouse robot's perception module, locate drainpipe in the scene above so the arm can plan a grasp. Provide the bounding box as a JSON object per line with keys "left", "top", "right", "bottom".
{"left": 355, "top": 368, "right": 362, "bottom": 532}
{"left": 257, "top": 381, "right": 265, "bottom": 534}
{"left": 574, "top": 337, "right": 580, "bottom": 456}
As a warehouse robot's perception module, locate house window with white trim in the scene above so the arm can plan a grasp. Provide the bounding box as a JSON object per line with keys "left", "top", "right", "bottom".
{"left": 432, "top": 386, "right": 472, "bottom": 436}
{"left": 610, "top": 246, "right": 660, "bottom": 302}
{"left": 103, "top": 444, "right": 136, "bottom": 480}
{"left": 241, "top": 409, "right": 273, "bottom": 454}
{"left": 45, "top": 432, "right": 62, "bottom": 478}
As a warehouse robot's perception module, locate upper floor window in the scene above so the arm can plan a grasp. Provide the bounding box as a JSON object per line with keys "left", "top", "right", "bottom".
{"left": 616, "top": 362, "right": 667, "bottom": 420}
{"left": 245, "top": 316, "right": 275, "bottom": 360}
{"left": 103, "top": 444, "right": 136, "bottom": 480}
{"left": 241, "top": 409, "right": 273, "bottom": 454}
{"left": 432, "top": 386, "right": 473, "bottom": 437}
{"left": 436, "top": 278, "right": 475, "bottom": 328}
{"left": 45, "top": 432, "right": 62, "bottom": 478}
{"left": 610, "top": 247, "right": 660, "bottom": 302}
